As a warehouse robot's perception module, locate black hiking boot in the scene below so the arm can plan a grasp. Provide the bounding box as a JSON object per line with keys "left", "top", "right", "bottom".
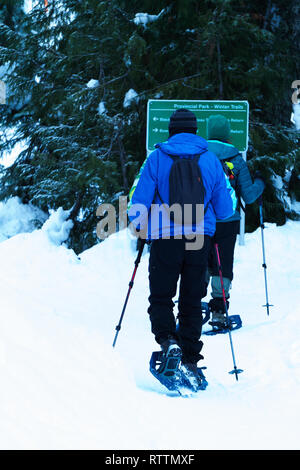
{"left": 209, "top": 310, "right": 228, "bottom": 328}
{"left": 180, "top": 362, "right": 208, "bottom": 391}
{"left": 160, "top": 335, "right": 182, "bottom": 359}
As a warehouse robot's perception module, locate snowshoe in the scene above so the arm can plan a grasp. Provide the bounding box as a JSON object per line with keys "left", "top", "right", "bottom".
{"left": 197, "top": 367, "right": 208, "bottom": 390}
{"left": 149, "top": 348, "right": 183, "bottom": 392}
{"left": 203, "top": 314, "right": 242, "bottom": 336}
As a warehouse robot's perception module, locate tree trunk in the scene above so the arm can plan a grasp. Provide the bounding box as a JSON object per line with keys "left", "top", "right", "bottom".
{"left": 118, "top": 134, "right": 129, "bottom": 192}
{"left": 216, "top": 36, "right": 223, "bottom": 99}
{"left": 291, "top": 0, "right": 300, "bottom": 75}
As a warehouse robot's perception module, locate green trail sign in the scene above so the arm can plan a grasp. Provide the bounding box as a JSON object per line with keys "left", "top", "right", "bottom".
{"left": 147, "top": 100, "right": 249, "bottom": 153}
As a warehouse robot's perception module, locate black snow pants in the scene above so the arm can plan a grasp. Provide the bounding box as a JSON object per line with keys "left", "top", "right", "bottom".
{"left": 148, "top": 236, "right": 211, "bottom": 364}
{"left": 206, "top": 220, "right": 239, "bottom": 312}
{"left": 208, "top": 220, "right": 240, "bottom": 281}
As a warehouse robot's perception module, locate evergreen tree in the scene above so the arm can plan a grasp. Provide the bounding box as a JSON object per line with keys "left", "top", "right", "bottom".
{"left": 0, "top": 0, "right": 299, "bottom": 252}
{"left": 0, "top": 0, "right": 24, "bottom": 31}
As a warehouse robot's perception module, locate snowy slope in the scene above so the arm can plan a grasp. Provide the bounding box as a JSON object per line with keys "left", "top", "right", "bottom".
{"left": 0, "top": 202, "right": 299, "bottom": 450}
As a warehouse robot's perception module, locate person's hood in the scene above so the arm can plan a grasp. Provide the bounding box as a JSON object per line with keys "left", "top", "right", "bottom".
{"left": 207, "top": 140, "right": 240, "bottom": 160}
{"left": 155, "top": 133, "right": 208, "bottom": 158}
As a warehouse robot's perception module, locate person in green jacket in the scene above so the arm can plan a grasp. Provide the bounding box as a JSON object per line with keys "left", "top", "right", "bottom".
{"left": 206, "top": 114, "right": 265, "bottom": 326}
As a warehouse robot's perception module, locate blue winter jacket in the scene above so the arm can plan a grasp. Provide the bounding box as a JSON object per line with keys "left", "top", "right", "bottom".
{"left": 207, "top": 140, "right": 265, "bottom": 223}
{"left": 128, "top": 133, "right": 234, "bottom": 239}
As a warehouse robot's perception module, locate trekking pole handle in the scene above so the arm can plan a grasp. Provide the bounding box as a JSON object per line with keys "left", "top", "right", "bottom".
{"left": 258, "top": 195, "right": 264, "bottom": 228}
{"left": 135, "top": 239, "right": 146, "bottom": 264}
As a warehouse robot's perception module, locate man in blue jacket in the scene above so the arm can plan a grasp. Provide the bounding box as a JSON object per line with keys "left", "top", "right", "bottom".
{"left": 128, "top": 109, "right": 233, "bottom": 387}
{"left": 206, "top": 114, "right": 265, "bottom": 327}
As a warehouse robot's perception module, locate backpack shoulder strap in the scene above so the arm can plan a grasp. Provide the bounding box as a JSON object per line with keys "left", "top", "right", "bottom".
{"left": 166, "top": 153, "right": 179, "bottom": 161}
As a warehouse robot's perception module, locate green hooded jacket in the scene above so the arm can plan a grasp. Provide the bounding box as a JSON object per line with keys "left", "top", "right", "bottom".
{"left": 207, "top": 140, "right": 265, "bottom": 223}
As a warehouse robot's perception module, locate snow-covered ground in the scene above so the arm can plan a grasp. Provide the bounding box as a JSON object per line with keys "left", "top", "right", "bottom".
{"left": 0, "top": 200, "right": 299, "bottom": 450}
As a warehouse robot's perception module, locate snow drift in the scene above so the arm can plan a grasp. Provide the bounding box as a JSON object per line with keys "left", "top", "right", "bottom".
{"left": 0, "top": 199, "right": 299, "bottom": 450}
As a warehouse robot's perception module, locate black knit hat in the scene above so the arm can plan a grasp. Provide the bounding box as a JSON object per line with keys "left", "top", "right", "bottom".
{"left": 168, "top": 108, "right": 197, "bottom": 136}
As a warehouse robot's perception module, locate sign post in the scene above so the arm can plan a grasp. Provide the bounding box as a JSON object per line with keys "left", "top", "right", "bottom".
{"left": 147, "top": 99, "right": 249, "bottom": 245}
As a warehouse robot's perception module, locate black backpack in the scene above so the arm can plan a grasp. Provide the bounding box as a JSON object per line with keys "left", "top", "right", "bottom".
{"left": 158, "top": 153, "right": 207, "bottom": 225}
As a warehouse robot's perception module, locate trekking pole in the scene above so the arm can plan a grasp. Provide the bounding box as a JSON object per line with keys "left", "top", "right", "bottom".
{"left": 214, "top": 243, "right": 243, "bottom": 381}
{"left": 258, "top": 196, "right": 273, "bottom": 316}
{"left": 112, "top": 238, "right": 146, "bottom": 348}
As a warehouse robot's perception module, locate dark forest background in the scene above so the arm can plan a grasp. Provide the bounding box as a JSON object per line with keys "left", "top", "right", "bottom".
{"left": 0, "top": 0, "right": 299, "bottom": 253}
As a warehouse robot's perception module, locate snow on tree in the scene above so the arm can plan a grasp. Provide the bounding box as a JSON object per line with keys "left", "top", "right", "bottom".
{"left": 0, "top": 0, "right": 299, "bottom": 252}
